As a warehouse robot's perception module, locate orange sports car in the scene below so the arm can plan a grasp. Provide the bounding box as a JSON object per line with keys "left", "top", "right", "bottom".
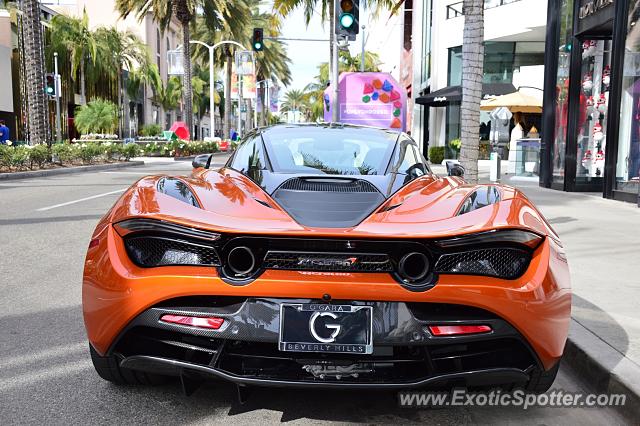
{"left": 83, "top": 124, "right": 570, "bottom": 397}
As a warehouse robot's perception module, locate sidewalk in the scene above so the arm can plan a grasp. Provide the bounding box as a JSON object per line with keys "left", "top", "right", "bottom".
{"left": 433, "top": 162, "right": 640, "bottom": 416}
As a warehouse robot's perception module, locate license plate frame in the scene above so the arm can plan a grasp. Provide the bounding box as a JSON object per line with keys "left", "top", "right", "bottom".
{"left": 278, "top": 303, "right": 373, "bottom": 355}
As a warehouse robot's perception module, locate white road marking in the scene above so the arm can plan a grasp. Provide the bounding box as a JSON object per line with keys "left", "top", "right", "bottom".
{"left": 0, "top": 342, "right": 86, "bottom": 370}
{"left": 36, "top": 188, "right": 126, "bottom": 211}
{"left": 99, "top": 171, "right": 155, "bottom": 175}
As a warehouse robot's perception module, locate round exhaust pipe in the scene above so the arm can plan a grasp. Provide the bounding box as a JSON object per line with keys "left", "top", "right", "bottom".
{"left": 227, "top": 246, "right": 256, "bottom": 276}
{"left": 398, "top": 252, "right": 430, "bottom": 282}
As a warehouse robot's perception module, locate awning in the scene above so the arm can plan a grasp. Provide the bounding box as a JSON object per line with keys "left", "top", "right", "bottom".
{"left": 480, "top": 90, "right": 542, "bottom": 113}
{"left": 416, "top": 83, "right": 517, "bottom": 107}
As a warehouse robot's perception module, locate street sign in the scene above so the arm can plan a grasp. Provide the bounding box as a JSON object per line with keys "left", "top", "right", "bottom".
{"left": 235, "top": 50, "right": 255, "bottom": 76}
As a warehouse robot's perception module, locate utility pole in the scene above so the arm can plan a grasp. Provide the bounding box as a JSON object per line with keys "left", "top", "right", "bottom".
{"left": 53, "top": 52, "right": 62, "bottom": 142}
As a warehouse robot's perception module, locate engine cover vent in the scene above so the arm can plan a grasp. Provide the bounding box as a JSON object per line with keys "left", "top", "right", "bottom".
{"left": 272, "top": 178, "right": 385, "bottom": 228}
{"left": 279, "top": 178, "right": 378, "bottom": 193}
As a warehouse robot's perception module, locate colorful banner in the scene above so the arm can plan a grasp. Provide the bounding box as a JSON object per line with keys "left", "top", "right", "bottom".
{"left": 231, "top": 73, "right": 256, "bottom": 100}
{"left": 269, "top": 83, "right": 280, "bottom": 113}
{"left": 323, "top": 72, "right": 407, "bottom": 131}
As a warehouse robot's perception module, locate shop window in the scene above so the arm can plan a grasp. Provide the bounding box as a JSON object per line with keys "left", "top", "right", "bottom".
{"left": 576, "top": 40, "right": 611, "bottom": 183}
{"left": 552, "top": 0, "right": 574, "bottom": 184}
{"left": 616, "top": 0, "right": 640, "bottom": 195}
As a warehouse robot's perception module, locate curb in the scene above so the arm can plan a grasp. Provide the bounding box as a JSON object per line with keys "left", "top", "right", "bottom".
{"left": 564, "top": 319, "right": 640, "bottom": 421}
{"left": 0, "top": 161, "right": 144, "bottom": 181}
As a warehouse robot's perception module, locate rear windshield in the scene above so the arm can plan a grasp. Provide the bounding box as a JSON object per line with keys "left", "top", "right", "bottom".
{"left": 263, "top": 127, "right": 397, "bottom": 175}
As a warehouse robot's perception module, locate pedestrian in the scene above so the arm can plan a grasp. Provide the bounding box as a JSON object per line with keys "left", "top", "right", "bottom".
{"left": 0, "top": 119, "right": 9, "bottom": 145}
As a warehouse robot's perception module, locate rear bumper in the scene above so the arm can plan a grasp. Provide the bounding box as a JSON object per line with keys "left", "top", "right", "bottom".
{"left": 105, "top": 297, "right": 542, "bottom": 388}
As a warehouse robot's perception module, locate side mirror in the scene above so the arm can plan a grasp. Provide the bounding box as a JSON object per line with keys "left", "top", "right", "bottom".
{"left": 446, "top": 161, "right": 465, "bottom": 177}
{"left": 192, "top": 154, "right": 212, "bottom": 169}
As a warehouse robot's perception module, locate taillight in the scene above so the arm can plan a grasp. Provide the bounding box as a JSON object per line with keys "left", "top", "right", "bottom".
{"left": 428, "top": 325, "right": 492, "bottom": 336}
{"left": 88, "top": 238, "right": 100, "bottom": 249}
{"left": 435, "top": 229, "right": 543, "bottom": 250}
{"left": 160, "top": 314, "right": 225, "bottom": 330}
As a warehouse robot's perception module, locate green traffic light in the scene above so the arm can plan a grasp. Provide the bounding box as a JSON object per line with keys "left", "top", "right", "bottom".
{"left": 339, "top": 13, "right": 354, "bottom": 28}
{"left": 46, "top": 87, "right": 53, "bottom": 94}
{"left": 254, "top": 42, "right": 262, "bottom": 50}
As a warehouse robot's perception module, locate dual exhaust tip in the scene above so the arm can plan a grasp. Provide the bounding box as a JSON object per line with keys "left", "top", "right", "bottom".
{"left": 397, "top": 252, "right": 430, "bottom": 283}
{"left": 226, "top": 246, "right": 431, "bottom": 283}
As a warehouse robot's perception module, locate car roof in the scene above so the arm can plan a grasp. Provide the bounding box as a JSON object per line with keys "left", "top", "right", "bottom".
{"left": 257, "top": 123, "right": 403, "bottom": 139}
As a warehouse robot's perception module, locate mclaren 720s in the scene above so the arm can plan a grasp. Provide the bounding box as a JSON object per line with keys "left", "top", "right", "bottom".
{"left": 83, "top": 124, "right": 570, "bottom": 397}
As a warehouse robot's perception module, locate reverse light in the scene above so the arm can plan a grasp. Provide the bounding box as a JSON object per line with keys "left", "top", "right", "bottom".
{"left": 160, "top": 314, "right": 225, "bottom": 330}
{"left": 428, "top": 325, "right": 492, "bottom": 336}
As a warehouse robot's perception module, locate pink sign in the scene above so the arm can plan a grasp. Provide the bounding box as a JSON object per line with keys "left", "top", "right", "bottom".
{"left": 324, "top": 72, "right": 407, "bottom": 131}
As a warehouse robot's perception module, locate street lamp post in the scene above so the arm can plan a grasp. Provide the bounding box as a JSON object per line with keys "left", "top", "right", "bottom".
{"left": 189, "top": 40, "right": 246, "bottom": 139}
{"left": 53, "top": 52, "right": 62, "bottom": 142}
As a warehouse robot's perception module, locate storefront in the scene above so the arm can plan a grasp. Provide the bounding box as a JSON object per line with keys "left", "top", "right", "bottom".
{"left": 541, "top": 0, "right": 640, "bottom": 205}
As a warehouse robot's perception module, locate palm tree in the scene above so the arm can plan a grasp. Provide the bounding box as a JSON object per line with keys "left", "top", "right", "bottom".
{"left": 459, "top": 0, "right": 485, "bottom": 184}
{"left": 280, "top": 89, "right": 309, "bottom": 122}
{"left": 20, "top": 0, "right": 48, "bottom": 144}
{"left": 50, "top": 9, "right": 97, "bottom": 106}
{"left": 273, "top": 0, "right": 395, "bottom": 90}
{"left": 116, "top": 0, "right": 240, "bottom": 137}
{"left": 93, "top": 27, "right": 150, "bottom": 136}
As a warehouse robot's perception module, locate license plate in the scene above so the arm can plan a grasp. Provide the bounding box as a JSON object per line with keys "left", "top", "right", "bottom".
{"left": 278, "top": 304, "right": 373, "bottom": 354}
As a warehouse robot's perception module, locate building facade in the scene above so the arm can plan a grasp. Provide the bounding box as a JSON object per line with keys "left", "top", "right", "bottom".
{"left": 541, "top": 0, "right": 639, "bottom": 206}
{"left": 409, "top": 0, "right": 547, "bottom": 159}
{"left": 51, "top": 0, "right": 185, "bottom": 135}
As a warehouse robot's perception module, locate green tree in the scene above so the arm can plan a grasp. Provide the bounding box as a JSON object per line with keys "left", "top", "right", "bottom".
{"left": 93, "top": 26, "right": 150, "bottom": 135}
{"left": 191, "top": 1, "right": 251, "bottom": 138}
{"left": 116, "top": 0, "right": 244, "bottom": 137}
{"left": 75, "top": 99, "right": 119, "bottom": 134}
{"left": 280, "top": 89, "right": 310, "bottom": 121}
{"left": 50, "top": 8, "right": 97, "bottom": 106}
{"left": 273, "top": 0, "right": 395, "bottom": 97}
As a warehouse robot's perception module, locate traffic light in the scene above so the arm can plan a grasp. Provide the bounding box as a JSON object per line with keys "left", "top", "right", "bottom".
{"left": 335, "top": 0, "right": 359, "bottom": 41}
{"left": 252, "top": 28, "right": 264, "bottom": 51}
{"left": 45, "top": 73, "right": 56, "bottom": 97}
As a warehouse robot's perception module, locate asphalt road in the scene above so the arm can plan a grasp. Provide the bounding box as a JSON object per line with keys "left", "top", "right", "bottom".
{"left": 0, "top": 158, "right": 628, "bottom": 425}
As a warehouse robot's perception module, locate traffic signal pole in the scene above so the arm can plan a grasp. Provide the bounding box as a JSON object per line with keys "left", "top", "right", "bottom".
{"left": 53, "top": 52, "right": 62, "bottom": 142}
{"left": 332, "top": 37, "right": 339, "bottom": 123}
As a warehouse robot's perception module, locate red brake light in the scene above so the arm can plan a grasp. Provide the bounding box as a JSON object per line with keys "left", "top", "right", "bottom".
{"left": 428, "top": 325, "right": 492, "bottom": 336}
{"left": 160, "top": 314, "right": 225, "bottom": 330}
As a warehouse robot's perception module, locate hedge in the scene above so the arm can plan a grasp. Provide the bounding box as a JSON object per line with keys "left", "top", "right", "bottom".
{"left": 0, "top": 142, "right": 138, "bottom": 172}
{"left": 0, "top": 140, "right": 236, "bottom": 172}
{"left": 428, "top": 146, "right": 445, "bottom": 165}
